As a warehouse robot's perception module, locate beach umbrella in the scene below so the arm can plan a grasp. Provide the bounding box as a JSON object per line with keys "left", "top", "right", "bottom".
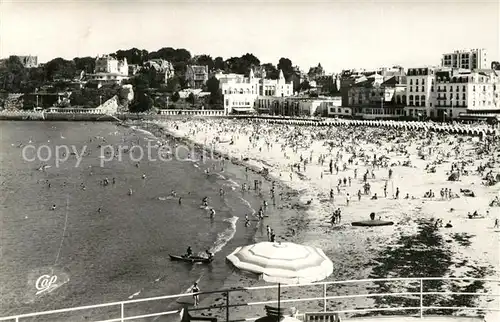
{"left": 226, "top": 241, "right": 333, "bottom": 319}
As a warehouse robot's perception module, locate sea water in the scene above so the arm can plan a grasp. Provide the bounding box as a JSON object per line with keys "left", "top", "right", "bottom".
{"left": 0, "top": 121, "right": 271, "bottom": 320}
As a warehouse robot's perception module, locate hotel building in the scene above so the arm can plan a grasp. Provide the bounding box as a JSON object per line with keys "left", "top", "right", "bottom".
{"left": 86, "top": 55, "right": 129, "bottom": 86}
{"left": 219, "top": 69, "right": 293, "bottom": 114}
{"left": 404, "top": 67, "right": 436, "bottom": 119}
{"left": 441, "top": 49, "right": 488, "bottom": 70}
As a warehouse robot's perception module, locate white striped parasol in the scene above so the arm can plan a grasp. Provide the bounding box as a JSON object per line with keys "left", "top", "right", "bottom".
{"left": 226, "top": 241, "right": 333, "bottom": 284}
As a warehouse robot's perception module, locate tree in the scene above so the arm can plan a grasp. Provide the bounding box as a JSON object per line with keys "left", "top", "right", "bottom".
{"left": 205, "top": 76, "right": 220, "bottom": 95}
{"left": 0, "top": 56, "right": 28, "bottom": 92}
{"left": 148, "top": 47, "right": 191, "bottom": 63}
{"left": 193, "top": 55, "right": 214, "bottom": 71}
{"left": 261, "top": 63, "right": 279, "bottom": 79}
{"left": 44, "top": 58, "right": 77, "bottom": 81}
{"left": 114, "top": 48, "right": 149, "bottom": 65}
{"left": 166, "top": 75, "right": 181, "bottom": 92}
{"left": 299, "top": 80, "right": 311, "bottom": 92}
{"left": 208, "top": 89, "right": 223, "bottom": 106}
{"left": 129, "top": 92, "right": 153, "bottom": 112}
{"left": 277, "top": 57, "right": 294, "bottom": 80}
{"left": 186, "top": 92, "right": 195, "bottom": 105}
{"left": 225, "top": 53, "right": 260, "bottom": 75}
{"left": 171, "top": 91, "right": 180, "bottom": 102}
{"left": 73, "top": 57, "right": 96, "bottom": 73}
{"left": 214, "top": 56, "right": 226, "bottom": 71}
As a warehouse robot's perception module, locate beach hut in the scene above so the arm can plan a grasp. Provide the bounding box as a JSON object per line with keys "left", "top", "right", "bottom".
{"left": 226, "top": 242, "right": 333, "bottom": 320}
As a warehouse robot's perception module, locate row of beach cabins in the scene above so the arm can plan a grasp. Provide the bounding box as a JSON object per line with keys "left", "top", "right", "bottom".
{"left": 0, "top": 108, "right": 498, "bottom": 136}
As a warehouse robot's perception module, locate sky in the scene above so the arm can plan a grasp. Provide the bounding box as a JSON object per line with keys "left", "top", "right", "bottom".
{"left": 1, "top": 0, "right": 498, "bottom": 73}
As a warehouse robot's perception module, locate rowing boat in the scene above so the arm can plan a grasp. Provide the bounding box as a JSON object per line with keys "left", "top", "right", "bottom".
{"left": 169, "top": 254, "right": 213, "bottom": 264}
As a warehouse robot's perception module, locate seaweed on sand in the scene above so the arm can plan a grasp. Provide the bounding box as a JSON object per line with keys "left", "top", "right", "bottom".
{"left": 350, "top": 219, "right": 493, "bottom": 318}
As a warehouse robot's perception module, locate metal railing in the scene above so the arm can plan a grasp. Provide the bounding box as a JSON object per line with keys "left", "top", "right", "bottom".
{"left": 0, "top": 277, "right": 498, "bottom": 322}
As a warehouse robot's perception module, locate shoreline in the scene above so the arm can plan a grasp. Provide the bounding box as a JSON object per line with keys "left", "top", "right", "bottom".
{"left": 129, "top": 120, "right": 309, "bottom": 321}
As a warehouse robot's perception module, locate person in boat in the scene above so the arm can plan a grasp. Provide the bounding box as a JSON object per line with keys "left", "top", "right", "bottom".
{"left": 205, "top": 249, "right": 214, "bottom": 260}
{"left": 185, "top": 246, "right": 193, "bottom": 258}
{"left": 202, "top": 196, "right": 209, "bottom": 207}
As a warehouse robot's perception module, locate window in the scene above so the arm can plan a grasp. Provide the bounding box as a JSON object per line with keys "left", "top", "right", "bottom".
{"left": 410, "top": 86, "right": 413, "bottom": 92}
{"left": 473, "top": 86, "right": 476, "bottom": 91}
{"left": 410, "top": 79, "right": 413, "bottom": 85}
{"left": 462, "top": 86, "right": 466, "bottom": 91}
{"left": 421, "top": 95, "right": 425, "bottom": 102}
{"left": 421, "top": 86, "right": 424, "bottom": 92}
{"left": 450, "top": 86, "right": 453, "bottom": 92}
{"left": 415, "top": 79, "right": 419, "bottom": 85}
{"left": 422, "top": 79, "right": 425, "bottom": 85}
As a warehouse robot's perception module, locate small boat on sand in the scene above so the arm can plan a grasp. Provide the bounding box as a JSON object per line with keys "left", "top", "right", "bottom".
{"left": 169, "top": 254, "right": 213, "bottom": 264}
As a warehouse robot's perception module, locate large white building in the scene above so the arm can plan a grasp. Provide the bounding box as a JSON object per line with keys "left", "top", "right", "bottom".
{"left": 86, "top": 55, "right": 129, "bottom": 86}
{"left": 405, "top": 67, "right": 436, "bottom": 118}
{"left": 403, "top": 66, "right": 499, "bottom": 120}
{"left": 441, "top": 49, "right": 488, "bottom": 70}
{"left": 435, "top": 68, "right": 499, "bottom": 120}
{"left": 218, "top": 69, "right": 293, "bottom": 114}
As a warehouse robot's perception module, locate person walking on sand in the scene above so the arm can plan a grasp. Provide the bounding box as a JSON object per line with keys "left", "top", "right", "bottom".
{"left": 494, "top": 218, "right": 499, "bottom": 229}
{"left": 192, "top": 282, "right": 200, "bottom": 307}
{"left": 346, "top": 193, "right": 350, "bottom": 206}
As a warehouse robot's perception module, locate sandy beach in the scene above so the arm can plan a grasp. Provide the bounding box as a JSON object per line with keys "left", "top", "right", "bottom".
{"left": 151, "top": 118, "right": 500, "bottom": 321}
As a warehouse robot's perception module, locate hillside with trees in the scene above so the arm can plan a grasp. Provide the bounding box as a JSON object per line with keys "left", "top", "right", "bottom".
{"left": 1, "top": 47, "right": 304, "bottom": 111}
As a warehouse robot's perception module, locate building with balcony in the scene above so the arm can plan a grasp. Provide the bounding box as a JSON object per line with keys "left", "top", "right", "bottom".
{"left": 441, "top": 49, "right": 488, "bottom": 70}
{"left": 349, "top": 75, "right": 407, "bottom": 119}
{"left": 186, "top": 65, "right": 209, "bottom": 89}
{"left": 435, "top": 68, "right": 500, "bottom": 121}
{"left": 86, "top": 55, "right": 129, "bottom": 87}
{"left": 404, "top": 67, "right": 436, "bottom": 119}
{"left": 255, "top": 96, "right": 345, "bottom": 117}
{"left": 219, "top": 69, "right": 294, "bottom": 114}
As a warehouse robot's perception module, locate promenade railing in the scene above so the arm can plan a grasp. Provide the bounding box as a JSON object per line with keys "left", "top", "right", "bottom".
{"left": 0, "top": 277, "right": 498, "bottom": 322}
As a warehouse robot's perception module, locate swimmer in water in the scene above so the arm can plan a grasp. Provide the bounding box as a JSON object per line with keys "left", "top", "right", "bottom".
{"left": 128, "top": 188, "right": 133, "bottom": 196}
{"left": 171, "top": 190, "right": 177, "bottom": 197}
{"left": 142, "top": 174, "right": 146, "bottom": 179}
{"left": 51, "top": 204, "right": 56, "bottom": 211}
{"left": 210, "top": 208, "right": 216, "bottom": 218}
{"left": 98, "top": 207, "right": 101, "bottom": 213}
{"left": 178, "top": 197, "right": 182, "bottom": 205}
{"left": 244, "top": 214, "right": 250, "bottom": 227}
